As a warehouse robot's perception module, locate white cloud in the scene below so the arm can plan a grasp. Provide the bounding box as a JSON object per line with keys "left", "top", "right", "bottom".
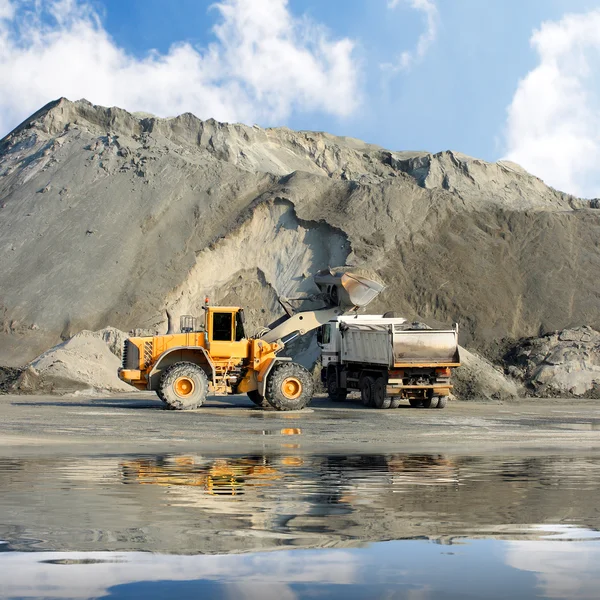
{"left": 504, "top": 10, "right": 600, "bottom": 198}
{"left": 0, "top": 0, "right": 14, "bottom": 20}
{"left": 382, "top": 0, "right": 439, "bottom": 72}
{"left": 0, "top": 0, "right": 360, "bottom": 137}
{"left": 0, "top": 550, "right": 360, "bottom": 598}
{"left": 505, "top": 537, "right": 600, "bottom": 599}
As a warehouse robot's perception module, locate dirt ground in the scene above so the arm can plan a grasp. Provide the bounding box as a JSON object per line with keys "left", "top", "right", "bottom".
{"left": 1, "top": 392, "right": 599, "bottom": 457}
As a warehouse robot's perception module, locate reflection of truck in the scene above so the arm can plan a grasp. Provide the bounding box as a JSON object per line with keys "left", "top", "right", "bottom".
{"left": 318, "top": 316, "right": 460, "bottom": 409}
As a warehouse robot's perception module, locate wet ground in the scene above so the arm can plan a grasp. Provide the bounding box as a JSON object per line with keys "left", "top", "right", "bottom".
{"left": 1, "top": 393, "right": 600, "bottom": 598}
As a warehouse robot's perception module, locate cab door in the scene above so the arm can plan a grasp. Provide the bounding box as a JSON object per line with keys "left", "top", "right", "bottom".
{"left": 208, "top": 310, "right": 249, "bottom": 360}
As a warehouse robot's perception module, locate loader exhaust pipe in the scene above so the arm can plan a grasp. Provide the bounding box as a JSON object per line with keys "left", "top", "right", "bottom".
{"left": 314, "top": 269, "right": 385, "bottom": 311}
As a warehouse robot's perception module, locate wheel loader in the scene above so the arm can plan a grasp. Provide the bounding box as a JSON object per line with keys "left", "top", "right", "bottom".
{"left": 118, "top": 269, "right": 384, "bottom": 411}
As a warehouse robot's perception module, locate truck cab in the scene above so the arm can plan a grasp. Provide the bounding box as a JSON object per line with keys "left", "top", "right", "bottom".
{"left": 318, "top": 315, "right": 400, "bottom": 369}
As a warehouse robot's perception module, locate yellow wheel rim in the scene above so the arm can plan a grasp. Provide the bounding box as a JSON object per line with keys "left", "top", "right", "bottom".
{"left": 282, "top": 377, "right": 302, "bottom": 400}
{"left": 174, "top": 376, "right": 195, "bottom": 397}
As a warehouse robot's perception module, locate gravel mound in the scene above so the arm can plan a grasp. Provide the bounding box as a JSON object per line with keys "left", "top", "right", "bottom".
{"left": 12, "top": 327, "right": 133, "bottom": 395}
{"left": 1, "top": 98, "right": 599, "bottom": 369}
{"left": 504, "top": 326, "right": 600, "bottom": 398}
{"left": 452, "top": 347, "right": 520, "bottom": 401}
{"left": 1, "top": 98, "right": 600, "bottom": 399}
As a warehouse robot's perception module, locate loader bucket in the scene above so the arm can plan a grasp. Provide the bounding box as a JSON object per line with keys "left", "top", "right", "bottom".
{"left": 314, "top": 269, "right": 385, "bottom": 311}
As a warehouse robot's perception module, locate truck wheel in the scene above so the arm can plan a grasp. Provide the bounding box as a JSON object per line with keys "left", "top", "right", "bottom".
{"left": 247, "top": 390, "right": 270, "bottom": 408}
{"left": 373, "top": 377, "right": 391, "bottom": 409}
{"left": 436, "top": 395, "right": 448, "bottom": 409}
{"left": 360, "top": 376, "right": 375, "bottom": 407}
{"left": 390, "top": 397, "right": 402, "bottom": 408}
{"left": 409, "top": 398, "right": 423, "bottom": 408}
{"left": 159, "top": 362, "right": 208, "bottom": 410}
{"left": 265, "top": 363, "right": 314, "bottom": 411}
{"left": 327, "top": 371, "right": 348, "bottom": 402}
{"left": 422, "top": 395, "right": 439, "bottom": 409}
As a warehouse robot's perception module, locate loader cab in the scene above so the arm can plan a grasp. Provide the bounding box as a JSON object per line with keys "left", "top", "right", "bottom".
{"left": 205, "top": 306, "right": 249, "bottom": 359}
{"left": 206, "top": 307, "right": 246, "bottom": 341}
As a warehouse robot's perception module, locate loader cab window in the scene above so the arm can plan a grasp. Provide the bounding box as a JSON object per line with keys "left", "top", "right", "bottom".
{"left": 212, "top": 312, "right": 233, "bottom": 341}
{"left": 235, "top": 311, "right": 246, "bottom": 341}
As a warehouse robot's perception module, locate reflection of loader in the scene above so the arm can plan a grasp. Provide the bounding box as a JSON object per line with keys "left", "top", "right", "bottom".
{"left": 120, "top": 456, "right": 281, "bottom": 496}
{"left": 119, "top": 270, "right": 384, "bottom": 411}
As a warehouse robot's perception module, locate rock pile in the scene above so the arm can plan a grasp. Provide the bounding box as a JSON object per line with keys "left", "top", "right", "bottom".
{"left": 504, "top": 327, "right": 600, "bottom": 398}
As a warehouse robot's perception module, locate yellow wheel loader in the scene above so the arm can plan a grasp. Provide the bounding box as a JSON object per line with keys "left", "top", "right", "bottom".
{"left": 118, "top": 270, "right": 384, "bottom": 411}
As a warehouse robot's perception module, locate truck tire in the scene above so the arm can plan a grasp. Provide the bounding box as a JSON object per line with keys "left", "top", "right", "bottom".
{"left": 390, "top": 397, "right": 402, "bottom": 408}
{"left": 436, "top": 395, "right": 448, "bottom": 409}
{"left": 373, "top": 377, "right": 391, "bottom": 409}
{"left": 265, "top": 362, "right": 314, "bottom": 411}
{"left": 159, "top": 362, "right": 208, "bottom": 410}
{"left": 327, "top": 371, "right": 348, "bottom": 402}
{"left": 422, "top": 395, "right": 439, "bottom": 409}
{"left": 360, "top": 376, "right": 375, "bottom": 407}
{"left": 247, "top": 390, "right": 270, "bottom": 408}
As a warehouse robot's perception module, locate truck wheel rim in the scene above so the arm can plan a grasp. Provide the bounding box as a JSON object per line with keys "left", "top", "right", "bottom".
{"left": 174, "top": 376, "right": 195, "bottom": 397}
{"left": 282, "top": 377, "right": 302, "bottom": 400}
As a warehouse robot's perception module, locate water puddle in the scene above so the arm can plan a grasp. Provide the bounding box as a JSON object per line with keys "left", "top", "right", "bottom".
{"left": 244, "top": 427, "right": 303, "bottom": 436}
{"left": 1, "top": 452, "right": 600, "bottom": 598}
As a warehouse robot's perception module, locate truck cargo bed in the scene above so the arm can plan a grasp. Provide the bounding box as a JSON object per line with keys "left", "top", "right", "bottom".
{"left": 341, "top": 322, "right": 459, "bottom": 367}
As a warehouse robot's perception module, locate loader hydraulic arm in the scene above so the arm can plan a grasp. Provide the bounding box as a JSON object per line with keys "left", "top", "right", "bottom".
{"left": 259, "top": 306, "right": 343, "bottom": 346}
{"left": 258, "top": 270, "right": 385, "bottom": 348}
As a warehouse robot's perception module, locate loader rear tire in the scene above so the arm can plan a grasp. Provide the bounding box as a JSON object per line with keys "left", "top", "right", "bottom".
{"left": 373, "top": 377, "right": 391, "bottom": 409}
{"left": 265, "top": 363, "right": 313, "bottom": 411}
{"left": 159, "top": 362, "right": 208, "bottom": 410}
{"left": 327, "top": 371, "right": 348, "bottom": 402}
{"left": 247, "top": 390, "right": 270, "bottom": 408}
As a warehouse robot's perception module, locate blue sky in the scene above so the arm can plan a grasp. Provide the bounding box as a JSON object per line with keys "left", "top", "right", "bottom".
{"left": 1, "top": 0, "right": 600, "bottom": 196}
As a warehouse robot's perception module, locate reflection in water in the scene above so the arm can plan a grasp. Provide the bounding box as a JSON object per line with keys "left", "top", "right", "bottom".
{"left": 1, "top": 453, "right": 600, "bottom": 598}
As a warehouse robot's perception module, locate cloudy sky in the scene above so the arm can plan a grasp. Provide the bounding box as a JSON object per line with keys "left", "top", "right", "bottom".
{"left": 1, "top": 0, "right": 599, "bottom": 197}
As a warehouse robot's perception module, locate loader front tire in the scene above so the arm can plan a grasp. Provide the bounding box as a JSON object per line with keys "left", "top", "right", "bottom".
{"left": 265, "top": 363, "right": 313, "bottom": 411}
{"left": 247, "top": 390, "right": 270, "bottom": 408}
{"left": 159, "top": 362, "right": 208, "bottom": 410}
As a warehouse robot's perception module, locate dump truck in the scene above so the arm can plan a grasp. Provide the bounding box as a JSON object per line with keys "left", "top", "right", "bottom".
{"left": 318, "top": 315, "right": 460, "bottom": 409}
{"left": 118, "top": 270, "right": 384, "bottom": 411}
